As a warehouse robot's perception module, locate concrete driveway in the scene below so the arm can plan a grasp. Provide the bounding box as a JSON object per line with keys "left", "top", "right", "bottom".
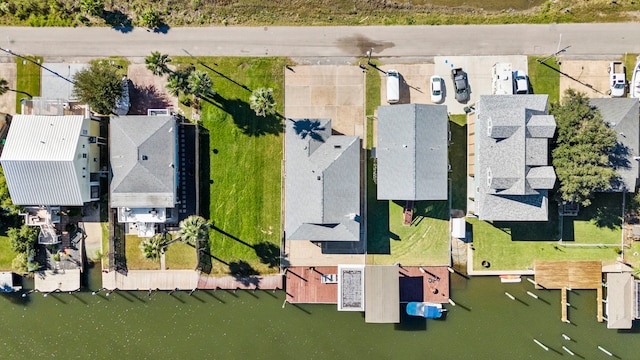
{"left": 377, "top": 63, "right": 434, "bottom": 106}
{"left": 41, "top": 63, "right": 88, "bottom": 100}
{"left": 0, "top": 59, "right": 16, "bottom": 114}
{"left": 559, "top": 60, "right": 611, "bottom": 98}
{"left": 284, "top": 65, "right": 364, "bottom": 137}
{"left": 434, "top": 55, "right": 528, "bottom": 114}
{"left": 127, "top": 64, "right": 176, "bottom": 115}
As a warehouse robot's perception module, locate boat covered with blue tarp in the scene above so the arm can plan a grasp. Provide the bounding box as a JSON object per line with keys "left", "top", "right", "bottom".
{"left": 406, "top": 302, "right": 446, "bottom": 319}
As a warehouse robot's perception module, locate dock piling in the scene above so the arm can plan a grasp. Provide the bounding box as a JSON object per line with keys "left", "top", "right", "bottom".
{"left": 505, "top": 292, "right": 516, "bottom": 300}
{"left": 533, "top": 339, "right": 549, "bottom": 351}
{"left": 597, "top": 346, "right": 613, "bottom": 356}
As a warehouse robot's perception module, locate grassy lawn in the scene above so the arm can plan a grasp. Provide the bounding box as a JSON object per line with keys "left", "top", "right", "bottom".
{"left": 124, "top": 234, "right": 196, "bottom": 270}
{"left": 624, "top": 241, "right": 640, "bottom": 271}
{"left": 15, "top": 56, "right": 42, "bottom": 113}
{"left": 90, "top": 57, "right": 129, "bottom": 77}
{"left": 3, "top": 1, "right": 640, "bottom": 26}
{"left": 449, "top": 115, "right": 467, "bottom": 212}
{"left": 470, "top": 194, "right": 623, "bottom": 270}
{"left": 365, "top": 59, "right": 382, "bottom": 148}
{"left": 368, "top": 199, "right": 450, "bottom": 266}
{"left": 100, "top": 222, "right": 109, "bottom": 260}
{"left": 622, "top": 53, "right": 638, "bottom": 83}
{"left": 165, "top": 241, "right": 197, "bottom": 270}
{"left": 172, "top": 56, "right": 286, "bottom": 275}
{"left": 528, "top": 55, "right": 560, "bottom": 104}
{"left": 0, "top": 235, "right": 16, "bottom": 271}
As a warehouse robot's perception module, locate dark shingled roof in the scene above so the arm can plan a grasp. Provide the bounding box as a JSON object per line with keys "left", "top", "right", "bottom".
{"left": 285, "top": 119, "right": 361, "bottom": 242}
{"left": 475, "top": 95, "right": 556, "bottom": 221}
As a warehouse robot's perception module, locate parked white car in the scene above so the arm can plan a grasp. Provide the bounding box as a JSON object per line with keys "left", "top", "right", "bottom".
{"left": 430, "top": 75, "right": 443, "bottom": 103}
{"left": 513, "top": 70, "right": 529, "bottom": 94}
{"left": 609, "top": 61, "right": 626, "bottom": 97}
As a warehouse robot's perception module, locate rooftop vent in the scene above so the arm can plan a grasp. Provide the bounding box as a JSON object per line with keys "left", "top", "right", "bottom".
{"left": 142, "top": 155, "right": 148, "bottom": 160}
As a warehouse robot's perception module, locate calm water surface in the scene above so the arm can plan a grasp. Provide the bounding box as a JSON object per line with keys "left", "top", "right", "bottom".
{"left": 1, "top": 265, "right": 638, "bottom": 359}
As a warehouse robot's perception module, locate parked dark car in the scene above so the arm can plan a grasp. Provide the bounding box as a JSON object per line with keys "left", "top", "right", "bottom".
{"left": 451, "top": 68, "right": 469, "bottom": 103}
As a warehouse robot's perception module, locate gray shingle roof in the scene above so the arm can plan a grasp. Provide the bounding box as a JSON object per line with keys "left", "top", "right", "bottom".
{"left": 376, "top": 104, "right": 448, "bottom": 200}
{"left": 285, "top": 119, "right": 361, "bottom": 241}
{"left": 0, "top": 115, "right": 91, "bottom": 205}
{"left": 110, "top": 115, "right": 176, "bottom": 208}
{"left": 475, "top": 95, "right": 556, "bottom": 221}
{"left": 589, "top": 98, "right": 639, "bottom": 192}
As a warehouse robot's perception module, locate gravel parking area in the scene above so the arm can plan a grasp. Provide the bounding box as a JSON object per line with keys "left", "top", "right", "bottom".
{"left": 559, "top": 59, "right": 611, "bottom": 98}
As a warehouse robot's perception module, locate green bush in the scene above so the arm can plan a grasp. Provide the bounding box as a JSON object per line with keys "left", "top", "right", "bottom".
{"left": 139, "top": 7, "right": 161, "bottom": 29}
{"left": 8, "top": 224, "right": 38, "bottom": 253}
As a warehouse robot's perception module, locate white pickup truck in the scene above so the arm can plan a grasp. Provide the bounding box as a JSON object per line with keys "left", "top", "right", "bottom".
{"left": 609, "top": 61, "right": 626, "bottom": 97}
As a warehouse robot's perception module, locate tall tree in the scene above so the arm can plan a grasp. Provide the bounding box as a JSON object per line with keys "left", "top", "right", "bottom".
{"left": 73, "top": 62, "right": 122, "bottom": 115}
{"left": 166, "top": 65, "right": 194, "bottom": 97}
{"left": 551, "top": 89, "right": 619, "bottom": 207}
{"left": 187, "top": 70, "right": 213, "bottom": 98}
{"left": 139, "top": 8, "right": 162, "bottom": 29}
{"left": 178, "top": 215, "right": 209, "bottom": 246}
{"left": 8, "top": 224, "right": 39, "bottom": 253}
{"left": 80, "top": 0, "right": 104, "bottom": 17}
{"left": 249, "top": 87, "right": 276, "bottom": 117}
{"left": 145, "top": 51, "right": 171, "bottom": 76}
{"left": 139, "top": 234, "right": 167, "bottom": 261}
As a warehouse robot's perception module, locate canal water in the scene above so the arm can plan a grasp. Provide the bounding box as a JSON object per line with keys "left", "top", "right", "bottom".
{"left": 1, "top": 265, "right": 638, "bottom": 359}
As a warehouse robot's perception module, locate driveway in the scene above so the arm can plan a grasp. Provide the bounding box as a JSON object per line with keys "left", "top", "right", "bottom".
{"left": 284, "top": 65, "right": 364, "bottom": 137}
{"left": 127, "top": 64, "right": 176, "bottom": 115}
{"left": 41, "top": 63, "right": 88, "bottom": 100}
{"left": 377, "top": 63, "right": 434, "bottom": 106}
{"left": 0, "top": 59, "right": 16, "bottom": 114}
{"left": 559, "top": 60, "right": 611, "bottom": 98}
{"left": 434, "top": 55, "right": 528, "bottom": 114}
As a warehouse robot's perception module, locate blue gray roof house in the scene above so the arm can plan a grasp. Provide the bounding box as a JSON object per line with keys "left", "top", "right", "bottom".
{"left": 473, "top": 95, "right": 556, "bottom": 221}
{"left": 589, "top": 98, "right": 639, "bottom": 192}
{"left": 284, "top": 119, "right": 361, "bottom": 242}
{"left": 376, "top": 104, "right": 449, "bottom": 201}
{"left": 110, "top": 115, "right": 177, "bottom": 213}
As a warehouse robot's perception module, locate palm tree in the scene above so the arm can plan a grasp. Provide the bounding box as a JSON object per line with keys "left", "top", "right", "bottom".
{"left": 179, "top": 215, "right": 209, "bottom": 246}
{"left": 139, "top": 234, "right": 167, "bottom": 261}
{"left": 145, "top": 51, "right": 171, "bottom": 76}
{"left": 187, "top": 70, "right": 213, "bottom": 98}
{"left": 249, "top": 87, "right": 276, "bottom": 117}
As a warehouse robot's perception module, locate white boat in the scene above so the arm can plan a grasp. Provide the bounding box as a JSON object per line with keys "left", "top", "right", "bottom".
{"left": 631, "top": 57, "right": 640, "bottom": 98}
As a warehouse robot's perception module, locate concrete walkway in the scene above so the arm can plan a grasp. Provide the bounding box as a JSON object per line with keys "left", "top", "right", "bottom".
{"left": 102, "top": 270, "right": 199, "bottom": 290}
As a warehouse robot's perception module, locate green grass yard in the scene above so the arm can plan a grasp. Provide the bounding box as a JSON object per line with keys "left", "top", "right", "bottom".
{"left": 528, "top": 55, "right": 560, "bottom": 103}
{"left": 469, "top": 194, "right": 623, "bottom": 270}
{"left": 173, "top": 57, "right": 287, "bottom": 275}
{"left": 622, "top": 53, "right": 638, "bottom": 83}
{"left": 0, "top": 235, "right": 17, "bottom": 271}
{"left": 124, "top": 235, "right": 196, "bottom": 270}
{"left": 15, "top": 56, "right": 42, "bottom": 113}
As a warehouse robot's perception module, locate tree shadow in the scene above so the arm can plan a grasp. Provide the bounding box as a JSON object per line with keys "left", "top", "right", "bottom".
{"left": 228, "top": 260, "right": 261, "bottom": 287}
{"left": 253, "top": 242, "right": 279, "bottom": 268}
{"left": 210, "top": 224, "right": 253, "bottom": 248}
{"left": 102, "top": 10, "right": 133, "bottom": 33}
{"left": 200, "top": 63, "right": 251, "bottom": 93}
{"left": 592, "top": 206, "right": 622, "bottom": 230}
{"left": 152, "top": 25, "right": 171, "bottom": 34}
{"left": 198, "top": 127, "right": 211, "bottom": 219}
{"left": 289, "top": 118, "right": 326, "bottom": 142}
{"left": 128, "top": 81, "right": 171, "bottom": 115}
{"left": 204, "top": 94, "right": 282, "bottom": 137}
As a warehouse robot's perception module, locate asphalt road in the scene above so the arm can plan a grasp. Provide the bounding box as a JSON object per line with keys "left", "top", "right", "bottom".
{"left": 3, "top": 23, "right": 640, "bottom": 59}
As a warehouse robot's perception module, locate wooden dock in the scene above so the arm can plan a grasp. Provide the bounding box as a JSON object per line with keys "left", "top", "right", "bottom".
{"left": 534, "top": 261, "right": 603, "bottom": 323}
{"left": 561, "top": 287, "right": 568, "bottom": 322}
{"left": 597, "top": 287, "right": 603, "bottom": 322}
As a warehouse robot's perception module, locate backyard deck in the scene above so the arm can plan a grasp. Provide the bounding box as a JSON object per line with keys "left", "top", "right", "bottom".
{"left": 285, "top": 265, "right": 450, "bottom": 304}
{"left": 534, "top": 260, "right": 604, "bottom": 322}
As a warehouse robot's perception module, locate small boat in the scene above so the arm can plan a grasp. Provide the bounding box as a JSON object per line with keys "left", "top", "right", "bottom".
{"left": 406, "top": 302, "right": 446, "bottom": 319}
{"left": 631, "top": 57, "right": 640, "bottom": 98}
{"left": 500, "top": 275, "right": 522, "bottom": 283}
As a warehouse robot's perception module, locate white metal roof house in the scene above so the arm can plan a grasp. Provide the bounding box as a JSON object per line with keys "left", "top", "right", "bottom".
{"left": 0, "top": 114, "right": 101, "bottom": 206}
{"left": 376, "top": 104, "right": 449, "bottom": 201}
{"left": 284, "top": 118, "right": 361, "bottom": 242}
{"left": 470, "top": 95, "right": 556, "bottom": 221}
{"left": 110, "top": 115, "right": 178, "bottom": 237}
